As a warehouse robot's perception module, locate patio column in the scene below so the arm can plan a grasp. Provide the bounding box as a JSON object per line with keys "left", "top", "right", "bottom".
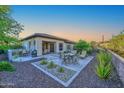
{"left": 55, "top": 42, "right": 59, "bottom": 53}
{"left": 63, "top": 43, "right": 66, "bottom": 52}
{"left": 36, "top": 38, "right": 42, "bottom": 56}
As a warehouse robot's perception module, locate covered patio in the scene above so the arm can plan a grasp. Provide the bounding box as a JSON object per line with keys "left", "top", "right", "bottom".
{"left": 42, "top": 41, "right": 56, "bottom": 55}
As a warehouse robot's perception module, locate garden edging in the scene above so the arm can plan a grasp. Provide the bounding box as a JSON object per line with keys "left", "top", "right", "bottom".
{"left": 108, "top": 50, "right": 124, "bottom": 84}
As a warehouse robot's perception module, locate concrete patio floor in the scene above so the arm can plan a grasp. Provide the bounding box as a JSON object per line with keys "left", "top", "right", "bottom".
{"left": 43, "top": 54, "right": 94, "bottom": 71}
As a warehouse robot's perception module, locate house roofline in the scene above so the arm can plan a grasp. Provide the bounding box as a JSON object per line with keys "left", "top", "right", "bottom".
{"left": 21, "top": 33, "right": 75, "bottom": 44}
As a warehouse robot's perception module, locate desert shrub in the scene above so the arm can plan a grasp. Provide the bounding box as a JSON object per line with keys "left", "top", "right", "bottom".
{"left": 74, "top": 40, "right": 91, "bottom": 54}
{"left": 58, "top": 67, "right": 64, "bottom": 73}
{"left": 0, "top": 61, "right": 15, "bottom": 72}
{"left": 100, "top": 32, "right": 124, "bottom": 58}
{"left": 87, "top": 47, "right": 93, "bottom": 54}
{"left": 47, "top": 61, "right": 57, "bottom": 69}
{"left": 96, "top": 51, "right": 112, "bottom": 79}
{"left": 40, "top": 60, "right": 48, "bottom": 65}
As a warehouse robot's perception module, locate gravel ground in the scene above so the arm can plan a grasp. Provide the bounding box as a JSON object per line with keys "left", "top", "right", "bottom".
{"left": 34, "top": 62, "right": 76, "bottom": 82}
{"left": 0, "top": 57, "right": 124, "bottom": 88}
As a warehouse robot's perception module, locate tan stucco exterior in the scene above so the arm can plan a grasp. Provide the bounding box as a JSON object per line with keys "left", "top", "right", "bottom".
{"left": 22, "top": 37, "right": 74, "bottom": 56}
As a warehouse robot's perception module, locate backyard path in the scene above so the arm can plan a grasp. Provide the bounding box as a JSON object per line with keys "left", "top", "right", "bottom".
{"left": 0, "top": 57, "right": 124, "bottom": 88}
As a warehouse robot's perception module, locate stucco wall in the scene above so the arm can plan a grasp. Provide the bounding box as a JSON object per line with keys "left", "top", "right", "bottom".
{"left": 36, "top": 37, "right": 66, "bottom": 55}
{"left": 22, "top": 37, "right": 74, "bottom": 56}
{"left": 22, "top": 38, "right": 36, "bottom": 51}
{"left": 109, "top": 50, "right": 124, "bottom": 84}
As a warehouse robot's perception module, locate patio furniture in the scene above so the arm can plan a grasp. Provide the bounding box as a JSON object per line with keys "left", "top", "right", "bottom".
{"left": 79, "top": 51, "right": 87, "bottom": 59}
{"left": 62, "top": 53, "right": 79, "bottom": 64}
{"left": 31, "top": 50, "right": 37, "bottom": 57}
{"left": 63, "top": 55, "right": 69, "bottom": 64}
{"left": 22, "top": 50, "right": 29, "bottom": 56}
{"left": 71, "top": 50, "right": 77, "bottom": 55}
{"left": 66, "top": 53, "right": 74, "bottom": 64}
{"left": 73, "top": 55, "right": 79, "bottom": 64}
{"left": 18, "top": 50, "right": 23, "bottom": 57}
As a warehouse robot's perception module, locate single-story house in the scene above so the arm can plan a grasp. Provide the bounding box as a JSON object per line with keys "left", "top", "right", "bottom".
{"left": 21, "top": 33, "right": 75, "bottom": 56}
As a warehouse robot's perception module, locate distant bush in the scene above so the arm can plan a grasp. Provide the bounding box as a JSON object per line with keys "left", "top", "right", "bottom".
{"left": 40, "top": 60, "right": 48, "bottom": 65}
{"left": 47, "top": 61, "right": 57, "bottom": 69}
{"left": 0, "top": 61, "right": 15, "bottom": 72}
{"left": 96, "top": 51, "right": 112, "bottom": 79}
{"left": 100, "top": 32, "right": 124, "bottom": 58}
{"left": 74, "top": 40, "right": 91, "bottom": 54}
{"left": 58, "top": 67, "right": 64, "bottom": 73}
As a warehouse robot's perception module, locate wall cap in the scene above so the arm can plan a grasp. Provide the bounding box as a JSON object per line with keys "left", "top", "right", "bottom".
{"left": 108, "top": 50, "right": 124, "bottom": 64}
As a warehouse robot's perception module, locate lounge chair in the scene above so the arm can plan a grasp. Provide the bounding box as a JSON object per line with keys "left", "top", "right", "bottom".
{"left": 71, "top": 50, "right": 77, "bottom": 55}
{"left": 79, "top": 51, "right": 87, "bottom": 59}
{"left": 22, "top": 49, "right": 29, "bottom": 56}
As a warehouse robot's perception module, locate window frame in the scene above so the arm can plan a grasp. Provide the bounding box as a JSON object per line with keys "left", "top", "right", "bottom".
{"left": 59, "top": 43, "right": 63, "bottom": 51}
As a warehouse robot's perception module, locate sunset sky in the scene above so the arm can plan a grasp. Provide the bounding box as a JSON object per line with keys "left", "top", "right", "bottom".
{"left": 11, "top": 5, "right": 124, "bottom": 42}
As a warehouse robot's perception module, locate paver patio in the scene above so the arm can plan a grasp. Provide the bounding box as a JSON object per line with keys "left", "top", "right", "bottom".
{"left": 0, "top": 57, "right": 123, "bottom": 88}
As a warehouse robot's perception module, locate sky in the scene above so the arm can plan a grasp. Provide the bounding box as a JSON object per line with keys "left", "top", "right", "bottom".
{"left": 11, "top": 5, "right": 124, "bottom": 42}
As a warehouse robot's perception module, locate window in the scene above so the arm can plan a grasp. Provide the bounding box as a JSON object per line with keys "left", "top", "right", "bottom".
{"left": 45, "top": 43, "right": 48, "bottom": 49}
{"left": 59, "top": 43, "right": 63, "bottom": 51}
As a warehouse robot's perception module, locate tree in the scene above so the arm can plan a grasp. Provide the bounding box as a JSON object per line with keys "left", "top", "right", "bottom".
{"left": 100, "top": 31, "right": 124, "bottom": 53}
{"left": 0, "top": 5, "right": 23, "bottom": 50}
{"left": 74, "top": 39, "right": 91, "bottom": 54}
{"left": 0, "top": 5, "right": 10, "bottom": 14}
{"left": 108, "top": 34, "right": 124, "bottom": 51}
{"left": 90, "top": 41, "right": 98, "bottom": 49}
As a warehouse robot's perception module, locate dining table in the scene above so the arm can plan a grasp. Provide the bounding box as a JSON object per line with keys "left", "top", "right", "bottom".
{"left": 63, "top": 53, "right": 76, "bottom": 64}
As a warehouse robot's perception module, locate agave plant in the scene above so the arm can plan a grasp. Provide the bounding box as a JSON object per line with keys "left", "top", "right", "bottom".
{"left": 96, "top": 51, "right": 112, "bottom": 79}
{"left": 58, "top": 67, "right": 65, "bottom": 73}
{"left": 40, "top": 60, "right": 48, "bottom": 65}
{"left": 97, "top": 51, "right": 112, "bottom": 66}
{"left": 47, "top": 61, "right": 57, "bottom": 69}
